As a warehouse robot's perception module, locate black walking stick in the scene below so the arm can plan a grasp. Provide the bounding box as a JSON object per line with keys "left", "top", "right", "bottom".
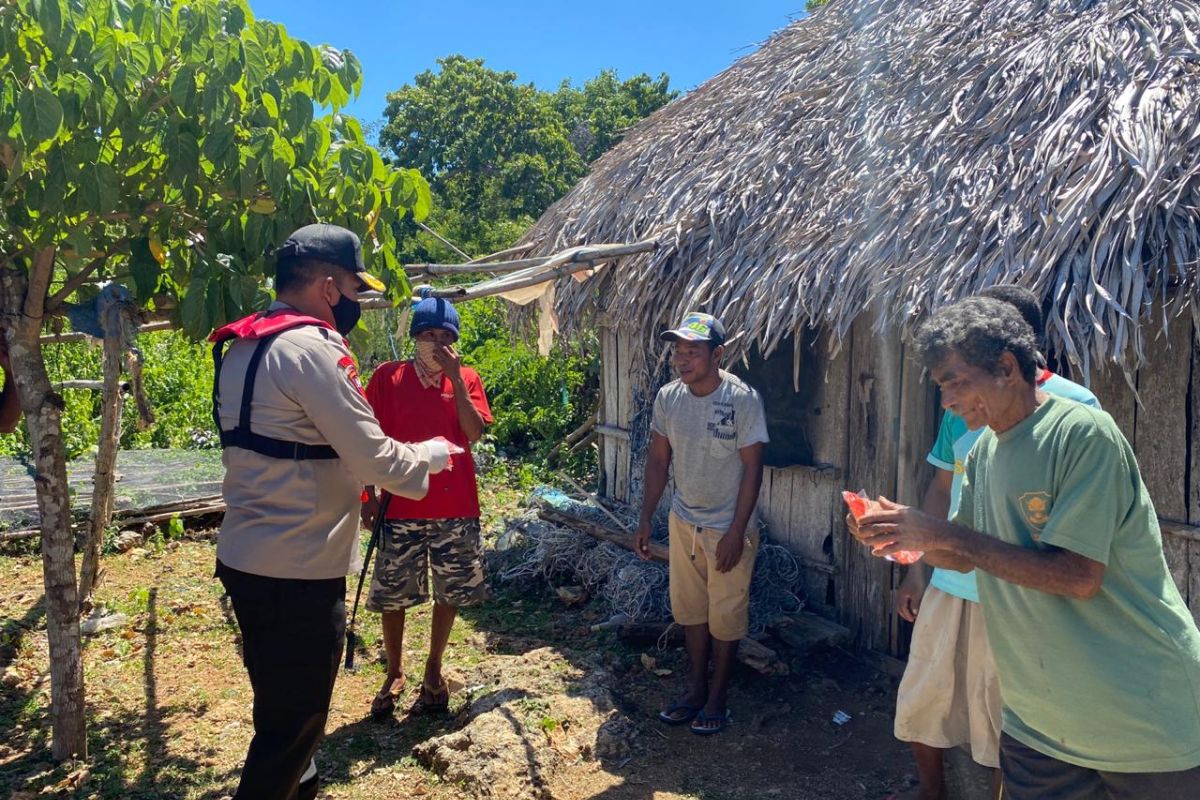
{"left": 345, "top": 490, "right": 391, "bottom": 671}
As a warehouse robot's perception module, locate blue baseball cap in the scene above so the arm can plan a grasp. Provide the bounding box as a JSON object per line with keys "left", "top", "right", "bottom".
{"left": 410, "top": 297, "right": 460, "bottom": 340}
{"left": 660, "top": 311, "right": 726, "bottom": 345}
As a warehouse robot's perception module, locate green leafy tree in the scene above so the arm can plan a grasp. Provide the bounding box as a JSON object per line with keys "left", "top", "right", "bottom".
{"left": 806, "top": 0, "right": 832, "bottom": 10}
{"left": 380, "top": 56, "right": 675, "bottom": 260}
{"left": 550, "top": 70, "right": 675, "bottom": 164}
{"left": 380, "top": 55, "right": 583, "bottom": 257}
{"left": 0, "top": 0, "right": 428, "bottom": 759}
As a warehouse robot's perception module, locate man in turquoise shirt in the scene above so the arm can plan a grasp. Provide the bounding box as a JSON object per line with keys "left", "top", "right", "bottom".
{"left": 892, "top": 286, "right": 1098, "bottom": 800}
{"left": 853, "top": 298, "right": 1200, "bottom": 799}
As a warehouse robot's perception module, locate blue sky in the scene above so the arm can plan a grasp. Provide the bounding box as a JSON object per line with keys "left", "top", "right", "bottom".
{"left": 250, "top": 1, "right": 808, "bottom": 130}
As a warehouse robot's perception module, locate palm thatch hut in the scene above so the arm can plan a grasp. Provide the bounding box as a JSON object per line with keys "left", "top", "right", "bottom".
{"left": 517, "top": 0, "right": 1200, "bottom": 655}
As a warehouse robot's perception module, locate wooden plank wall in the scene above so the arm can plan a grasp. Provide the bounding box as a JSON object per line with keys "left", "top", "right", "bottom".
{"left": 839, "top": 316, "right": 904, "bottom": 652}
{"left": 1089, "top": 319, "right": 1200, "bottom": 625}
{"left": 754, "top": 329, "right": 850, "bottom": 615}
{"left": 598, "top": 325, "right": 637, "bottom": 503}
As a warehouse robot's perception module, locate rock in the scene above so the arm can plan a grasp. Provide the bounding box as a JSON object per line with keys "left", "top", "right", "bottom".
{"left": 81, "top": 612, "right": 127, "bottom": 635}
{"left": 413, "top": 647, "right": 634, "bottom": 799}
{"left": 115, "top": 529, "right": 144, "bottom": 552}
{"left": 1, "top": 666, "right": 22, "bottom": 688}
{"left": 554, "top": 585, "right": 586, "bottom": 606}
{"left": 594, "top": 716, "right": 637, "bottom": 760}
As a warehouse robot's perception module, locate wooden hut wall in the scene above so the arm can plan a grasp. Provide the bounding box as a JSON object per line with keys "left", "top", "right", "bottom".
{"left": 598, "top": 317, "right": 1200, "bottom": 657}
{"left": 1086, "top": 320, "right": 1200, "bottom": 625}
{"left": 598, "top": 323, "right": 637, "bottom": 503}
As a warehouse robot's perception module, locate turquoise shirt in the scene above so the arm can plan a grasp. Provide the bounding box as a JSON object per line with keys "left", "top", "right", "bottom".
{"left": 927, "top": 372, "right": 1100, "bottom": 603}
{"left": 957, "top": 396, "right": 1200, "bottom": 771}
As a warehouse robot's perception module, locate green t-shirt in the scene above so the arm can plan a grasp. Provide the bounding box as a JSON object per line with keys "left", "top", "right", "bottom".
{"left": 957, "top": 395, "right": 1200, "bottom": 772}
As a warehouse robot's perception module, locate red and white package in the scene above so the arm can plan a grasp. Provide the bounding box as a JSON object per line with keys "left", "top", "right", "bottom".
{"left": 841, "top": 489, "right": 923, "bottom": 565}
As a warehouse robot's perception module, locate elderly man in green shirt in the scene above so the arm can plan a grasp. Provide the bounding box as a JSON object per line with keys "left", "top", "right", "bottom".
{"left": 850, "top": 297, "right": 1200, "bottom": 799}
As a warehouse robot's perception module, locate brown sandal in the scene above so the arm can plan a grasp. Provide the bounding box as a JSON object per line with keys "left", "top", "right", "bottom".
{"left": 370, "top": 675, "right": 407, "bottom": 721}
{"left": 411, "top": 678, "right": 450, "bottom": 715}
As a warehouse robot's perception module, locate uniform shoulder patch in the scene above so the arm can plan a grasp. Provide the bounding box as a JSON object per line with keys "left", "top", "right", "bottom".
{"left": 338, "top": 355, "right": 366, "bottom": 398}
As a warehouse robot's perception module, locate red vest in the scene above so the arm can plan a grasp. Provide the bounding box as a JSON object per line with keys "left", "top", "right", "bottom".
{"left": 209, "top": 308, "right": 337, "bottom": 344}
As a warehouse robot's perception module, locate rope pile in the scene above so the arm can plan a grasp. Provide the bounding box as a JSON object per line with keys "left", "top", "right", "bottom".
{"left": 490, "top": 491, "right": 806, "bottom": 635}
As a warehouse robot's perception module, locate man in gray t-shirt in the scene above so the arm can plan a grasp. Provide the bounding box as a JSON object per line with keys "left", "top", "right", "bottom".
{"left": 634, "top": 312, "right": 768, "bottom": 736}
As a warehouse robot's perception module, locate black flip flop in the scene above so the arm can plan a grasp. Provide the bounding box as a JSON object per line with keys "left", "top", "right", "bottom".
{"left": 657, "top": 701, "right": 701, "bottom": 725}
{"left": 689, "top": 709, "right": 731, "bottom": 735}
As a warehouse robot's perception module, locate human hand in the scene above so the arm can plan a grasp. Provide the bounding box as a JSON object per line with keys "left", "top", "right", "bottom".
{"left": 859, "top": 497, "right": 945, "bottom": 558}
{"left": 361, "top": 494, "right": 380, "bottom": 530}
{"left": 433, "top": 344, "right": 463, "bottom": 383}
{"left": 425, "top": 436, "right": 465, "bottom": 473}
{"left": 633, "top": 521, "right": 652, "bottom": 561}
{"left": 895, "top": 566, "right": 927, "bottom": 622}
{"left": 715, "top": 527, "right": 746, "bottom": 572}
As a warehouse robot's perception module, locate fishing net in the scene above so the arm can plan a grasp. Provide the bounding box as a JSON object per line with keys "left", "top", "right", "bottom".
{"left": 0, "top": 449, "right": 225, "bottom": 532}
{"left": 491, "top": 488, "right": 806, "bottom": 635}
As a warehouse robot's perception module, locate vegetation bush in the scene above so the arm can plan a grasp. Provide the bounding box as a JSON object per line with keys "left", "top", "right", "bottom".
{"left": 2, "top": 301, "right": 597, "bottom": 476}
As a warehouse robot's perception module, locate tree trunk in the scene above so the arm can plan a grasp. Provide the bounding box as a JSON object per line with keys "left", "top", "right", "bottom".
{"left": 77, "top": 317, "right": 125, "bottom": 609}
{"left": 1, "top": 252, "right": 88, "bottom": 760}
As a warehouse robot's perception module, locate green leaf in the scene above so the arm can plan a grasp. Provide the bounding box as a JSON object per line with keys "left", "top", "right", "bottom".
{"left": 130, "top": 236, "right": 161, "bottom": 300}
{"left": 170, "top": 65, "right": 197, "bottom": 110}
{"left": 64, "top": 224, "right": 93, "bottom": 262}
{"left": 125, "top": 41, "right": 152, "bottom": 84}
{"left": 78, "top": 162, "right": 119, "bottom": 211}
{"left": 17, "top": 87, "right": 64, "bottom": 145}
{"left": 260, "top": 92, "right": 278, "bottom": 120}
{"left": 36, "top": 0, "right": 66, "bottom": 50}
{"left": 92, "top": 28, "right": 118, "bottom": 75}
{"left": 202, "top": 125, "right": 235, "bottom": 165}
{"left": 243, "top": 36, "right": 268, "bottom": 88}
{"left": 224, "top": 3, "right": 247, "bottom": 35}
{"left": 282, "top": 91, "right": 313, "bottom": 137}
{"left": 212, "top": 34, "right": 242, "bottom": 81}
{"left": 165, "top": 131, "right": 200, "bottom": 183}
{"left": 301, "top": 119, "right": 330, "bottom": 163}
{"left": 179, "top": 281, "right": 208, "bottom": 340}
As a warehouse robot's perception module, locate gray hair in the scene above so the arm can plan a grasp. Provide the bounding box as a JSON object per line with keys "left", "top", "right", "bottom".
{"left": 915, "top": 297, "right": 1039, "bottom": 383}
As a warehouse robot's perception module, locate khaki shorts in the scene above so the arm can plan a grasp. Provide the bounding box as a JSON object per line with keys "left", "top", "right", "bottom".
{"left": 366, "top": 518, "right": 489, "bottom": 612}
{"left": 667, "top": 512, "right": 758, "bottom": 642}
{"left": 895, "top": 585, "right": 1001, "bottom": 768}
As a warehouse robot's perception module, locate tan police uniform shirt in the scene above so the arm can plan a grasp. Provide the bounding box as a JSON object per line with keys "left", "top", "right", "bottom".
{"left": 216, "top": 303, "right": 432, "bottom": 580}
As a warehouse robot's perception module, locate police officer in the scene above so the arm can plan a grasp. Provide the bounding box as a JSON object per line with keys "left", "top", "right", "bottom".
{"left": 210, "top": 223, "right": 453, "bottom": 800}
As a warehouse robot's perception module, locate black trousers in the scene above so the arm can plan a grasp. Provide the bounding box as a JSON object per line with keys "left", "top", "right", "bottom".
{"left": 1000, "top": 732, "right": 1200, "bottom": 800}
{"left": 217, "top": 560, "right": 346, "bottom": 800}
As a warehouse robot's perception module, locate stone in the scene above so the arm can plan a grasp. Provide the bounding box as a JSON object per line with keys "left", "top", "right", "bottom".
{"left": 413, "top": 647, "right": 635, "bottom": 799}
{"left": 115, "top": 529, "right": 144, "bottom": 552}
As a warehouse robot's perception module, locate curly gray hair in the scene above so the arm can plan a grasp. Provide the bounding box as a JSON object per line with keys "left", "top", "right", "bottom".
{"left": 915, "top": 297, "right": 1039, "bottom": 383}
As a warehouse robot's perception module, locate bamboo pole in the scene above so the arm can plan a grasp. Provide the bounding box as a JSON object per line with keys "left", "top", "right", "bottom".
{"left": 40, "top": 320, "right": 174, "bottom": 344}
{"left": 428, "top": 240, "right": 658, "bottom": 301}
{"left": 416, "top": 222, "right": 472, "bottom": 261}
{"left": 468, "top": 242, "right": 536, "bottom": 264}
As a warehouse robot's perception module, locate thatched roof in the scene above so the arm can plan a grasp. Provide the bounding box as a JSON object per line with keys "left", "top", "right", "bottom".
{"left": 520, "top": 0, "right": 1200, "bottom": 375}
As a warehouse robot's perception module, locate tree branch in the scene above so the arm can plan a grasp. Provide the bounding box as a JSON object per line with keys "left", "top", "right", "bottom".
{"left": 22, "top": 246, "right": 56, "bottom": 326}
{"left": 45, "top": 240, "right": 128, "bottom": 313}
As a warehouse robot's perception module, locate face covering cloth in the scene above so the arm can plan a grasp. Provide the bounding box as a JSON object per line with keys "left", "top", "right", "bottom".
{"left": 412, "top": 340, "right": 443, "bottom": 388}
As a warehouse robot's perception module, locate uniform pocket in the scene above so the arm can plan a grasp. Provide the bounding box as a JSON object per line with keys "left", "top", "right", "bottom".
{"left": 709, "top": 425, "right": 737, "bottom": 458}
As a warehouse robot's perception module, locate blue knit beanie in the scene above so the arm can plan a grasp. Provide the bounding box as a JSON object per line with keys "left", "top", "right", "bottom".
{"left": 409, "top": 297, "right": 460, "bottom": 340}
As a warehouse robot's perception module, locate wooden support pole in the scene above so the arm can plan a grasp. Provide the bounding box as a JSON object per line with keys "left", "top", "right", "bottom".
{"left": 537, "top": 506, "right": 668, "bottom": 562}
{"left": 40, "top": 320, "right": 174, "bottom": 344}
{"left": 77, "top": 310, "right": 127, "bottom": 608}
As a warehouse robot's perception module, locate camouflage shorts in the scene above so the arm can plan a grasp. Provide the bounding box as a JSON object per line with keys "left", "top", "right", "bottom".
{"left": 366, "top": 518, "right": 489, "bottom": 612}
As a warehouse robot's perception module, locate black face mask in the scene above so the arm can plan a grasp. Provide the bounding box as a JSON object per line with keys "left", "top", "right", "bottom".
{"left": 330, "top": 289, "right": 362, "bottom": 336}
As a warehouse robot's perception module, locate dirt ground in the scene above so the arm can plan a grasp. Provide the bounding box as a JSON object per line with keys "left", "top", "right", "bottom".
{"left": 0, "top": 537, "right": 911, "bottom": 800}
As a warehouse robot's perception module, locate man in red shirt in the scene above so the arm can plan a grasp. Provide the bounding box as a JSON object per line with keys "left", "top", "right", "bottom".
{"left": 362, "top": 297, "right": 493, "bottom": 719}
